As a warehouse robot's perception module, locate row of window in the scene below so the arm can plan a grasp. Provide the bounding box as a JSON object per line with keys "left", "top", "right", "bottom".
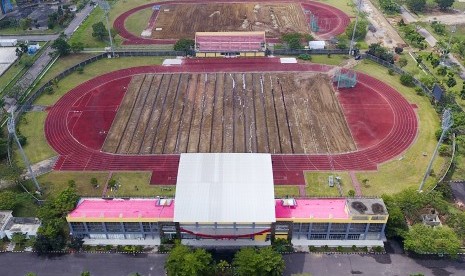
{"left": 293, "top": 223, "right": 384, "bottom": 234}
{"left": 70, "top": 222, "right": 160, "bottom": 233}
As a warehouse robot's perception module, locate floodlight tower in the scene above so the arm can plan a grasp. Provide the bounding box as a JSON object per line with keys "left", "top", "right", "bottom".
{"left": 441, "top": 25, "right": 456, "bottom": 64}
{"left": 418, "top": 109, "right": 453, "bottom": 192}
{"left": 349, "top": 0, "right": 363, "bottom": 56}
{"left": 7, "top": 111, "right": 41, "bottom": 192}
{"left": 99, "top": 0, "right": 115, "bottom": 57}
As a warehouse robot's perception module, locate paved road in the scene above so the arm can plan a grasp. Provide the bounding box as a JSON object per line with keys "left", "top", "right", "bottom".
{"left": 1, "top": 252, "right": 465, "bottom": 276}
{"left": 450, "top": 181, "right": 465, "bottom": 205}
{"left": 0, "top": 4, "right": 94, "bottom": 41}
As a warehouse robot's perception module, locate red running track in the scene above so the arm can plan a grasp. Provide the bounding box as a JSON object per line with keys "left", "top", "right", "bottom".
{"left": 114, "top": 0, "right": 350, "bottom": 45}
{"left": 45, "top": 58, "right": 418, "bottom": 185}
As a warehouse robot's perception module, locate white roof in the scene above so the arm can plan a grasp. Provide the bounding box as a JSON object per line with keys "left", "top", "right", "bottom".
{"left": 174, "top": 153, "right": 275, "bottom": 223}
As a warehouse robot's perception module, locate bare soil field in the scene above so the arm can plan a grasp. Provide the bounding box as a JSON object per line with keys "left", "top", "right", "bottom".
{"left": 103, "top": 72, "right": 356, "bottom": 154}
{"left": 152, "top": 3, "right": 310, "bottom": 39}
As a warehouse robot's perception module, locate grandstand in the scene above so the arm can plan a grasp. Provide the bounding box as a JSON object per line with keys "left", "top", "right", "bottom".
{"left": 195, "top": 31, "right": 266, "bottom": 58}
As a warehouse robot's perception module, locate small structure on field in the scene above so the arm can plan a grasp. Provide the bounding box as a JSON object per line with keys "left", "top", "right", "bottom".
{"left": 195, "top": 31, "right": 266, "bottom": 58}
{"left": 333, "top": 69, "right": 357, "bottom": 89}
{"left": 308, "top": 40, "right": 325, "bottom": 50}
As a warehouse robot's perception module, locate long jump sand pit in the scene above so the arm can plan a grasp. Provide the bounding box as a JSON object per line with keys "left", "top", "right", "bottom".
{"left": 152, "top": 2, "right": 310, "bottom": 39}
{"left": 102, "top": 72, "right": 356, "bottom": 155}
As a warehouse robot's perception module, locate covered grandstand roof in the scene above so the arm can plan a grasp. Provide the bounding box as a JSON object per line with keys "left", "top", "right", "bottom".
{"left": 174, "top": 153, "right": 275, "bottom": 223}
{"left": 195, "top": 31, "right": 265, "bottom": 52}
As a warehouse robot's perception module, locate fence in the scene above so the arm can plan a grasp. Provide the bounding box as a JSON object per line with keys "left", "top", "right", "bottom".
{"left": 362, "top": 53, "right": 432, "bottom": 96}
{"left": 273, "top": 49, "right": 350, "bottom": 56}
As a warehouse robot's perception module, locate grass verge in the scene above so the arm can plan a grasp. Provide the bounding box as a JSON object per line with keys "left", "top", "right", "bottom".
{"left": 108, "top": 172, "right": 176, "bottom": 197}
{"left": 354, "top": 59, "right": 447, "bottom": 195}
{"left": 274, "top": 186, "right": 300, "bottom": 197}
{"left": 305, "top": 171, "right": 351, "bottom": 197}
{"left": 33, "top": 55, "right": 164, "bottom": 106}
{"left": 15, "top": 112, "right": 56, "bottom": 165}
{"left": 38, "top": 171, "right": 109, "bottom": 197}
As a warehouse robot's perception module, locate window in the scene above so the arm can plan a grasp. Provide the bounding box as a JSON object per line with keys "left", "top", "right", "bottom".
{"left": 329, "top": 234, "right": 346, "bottom": 240}
{"left": 347, "top": 234, "right": 361, "bottom": 240}
{"left": 300, "top": 223, "right": 311, "bottom": 232}
{"left": 123, "top": 222, "right": 141, "bottom": 233}
{"left": 368, "top": 223, "right": 384, "bottom": 232}
{"left": 70, "top": 222, "right": 85, "bottom": 232}
{"left": 309, "top": 234, "right": 327, "bottom": 240}
{"left": 86, "top": 222, "right": 104, "bottom": 233}
{"left": 142, "top": 222, "right": 151, "bottom": 232}
{"left": 330, "top": 223, "right": 348, "bottom": 233}
{"left": 371, "top": 216, "right": 386, "bottom": 221}
{"left": 105, "top": 222, "right": 122, "bottom": 233}
{"left": 311, "top": 223, "right": 329, "bottom": 233}
{"left": 349, "top": 223, "right": 367, "bottom": 233}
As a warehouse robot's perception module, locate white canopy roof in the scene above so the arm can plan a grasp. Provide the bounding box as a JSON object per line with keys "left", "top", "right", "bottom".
{"left": 174, "top": 153, "right": 275, "bottom": 223}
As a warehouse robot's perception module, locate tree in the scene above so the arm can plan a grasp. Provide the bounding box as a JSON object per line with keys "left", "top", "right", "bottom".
{"left": 281, "top": 33, "right": 305, "bottom": 49}
{"left": 446, "top": 77, "right": 457, "bottom": 88}
{"left": 68, "top": 236, "right": 84, "bottom": 251}
{"left": 11, "top": 232, "right": 27, "bottom": 247}
{"left": 382, "top": 194, "right": 408, "bottom": 238}
{"left": 233, "top": 247, "right": 285, "bottom": 276}
{"left": 33, "top": 234, "right": 66, "bottom": 255}
{"left": 0, "top": 191, "right": 18, "bottom": 210}
{"left": 70, "top": 41, "right": 84, "bottom": 53}
{"left": 345, "top": 20, "right": 368, "bottom": 41}
{"left": 400, "top": 74, "right": 415, "bottom": 87}
{"left": 406, "top": 0, "right": 426, "bottom": 12}
{"left": 165, "top": 243, "right": 214, "bottom": 276}
{"left": 25, "top": 273, "right": 36, "bottom": 276}
{"left": 398, "top": 57, "right": 408, "bottom": 68}
{"left": 92, "top": 22, "right": 108, "bottom": 41}
{"left": 404, "top": 224, "right": 461, "bottom": 256}
{"left": 51, "top": 38, "right": 71, "bottom": 56}
{"left": 90, "top": 177, "right": 98, "bottom": 188}
{"left": 435, "top": 0, "right": 455, "bottom": 10}
{"left": 173, "top": 38, "right": 195, "bottom": 52}
{"left": 81, "top": 272, "right": 91, "bottom": 276}
{"left": 19, "top": 18, "right": 32, "bottom": 30}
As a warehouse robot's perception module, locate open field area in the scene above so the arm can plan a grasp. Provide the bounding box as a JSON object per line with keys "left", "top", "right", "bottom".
{"left": 151, "top": 3, "right": 309, "bottom": 39}
{"left": 103, "top": 72, "right": 355, "bottom": 154}
{"left": 38, "top": 171, "right": 109, "bottom": 197}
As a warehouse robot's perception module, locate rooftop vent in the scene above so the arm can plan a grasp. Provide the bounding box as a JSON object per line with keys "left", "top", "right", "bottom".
{"left": 281, "top": 198, "right": 297, "bottom": 207}
{"left": 351, "top": 201, "right": 367, "bottom": 214}
{"left": 371, "top": 203, "right": 385, "bottom": 214}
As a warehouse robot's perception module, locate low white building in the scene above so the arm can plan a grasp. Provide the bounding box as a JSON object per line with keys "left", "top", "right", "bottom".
{"left": 0, "top": 39, "right": 17, "bottom": 47}
{"left": 308, "top": 40, "right": 326, "bottom": 50}
{"left": 0, "top": 211, "right": 41, "bottom": 239}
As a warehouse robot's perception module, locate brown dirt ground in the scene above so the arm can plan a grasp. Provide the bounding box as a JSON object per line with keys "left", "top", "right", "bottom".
{"left": 152, "top": 2, "right": 309, "bottom": 39}
{"left": 103, "top": 73, "right": 356, "bottom": 155}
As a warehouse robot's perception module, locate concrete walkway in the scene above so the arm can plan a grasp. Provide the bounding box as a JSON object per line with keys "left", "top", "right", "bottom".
{"left": 22, "top": 156, "right": 58, "bottom": 180}
{"left": 349, "top": 171, "right": 362, "bottom": 196}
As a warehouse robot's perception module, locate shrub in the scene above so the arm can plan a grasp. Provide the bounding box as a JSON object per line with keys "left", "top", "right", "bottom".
{"left": 348, "top": 190, "right": 356, "bottom": 197}
{"left": 298, "top": 54, "right": 312, "bottom": 60}
{"left": 400, "top": 74, "right": 415, "bottom": 87}
{"left": 388, "top": 68, "right": 395, "bottom": 75}
{"left": 76, "top": 66, "right": 84, "bottom": 74}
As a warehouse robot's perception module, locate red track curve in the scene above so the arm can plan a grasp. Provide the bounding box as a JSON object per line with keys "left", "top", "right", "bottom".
{"left": 45, "top": 58, "right": 417, "bottom": 185}
{"left": 114, "top": 0, "right": 350, "bottom": 45}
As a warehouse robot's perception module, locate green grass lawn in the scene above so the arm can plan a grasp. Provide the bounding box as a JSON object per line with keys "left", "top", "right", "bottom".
{"left": 305, "top": 171, "right": 351, "bottom": 197}
{"left": 0, "top": 26, "right": 57, "bottom": 35}
{"left": 310, "top": 54, "right": 349, "bottom": 65}
{"left": 38, "top": 171, "right": 109, "bottom": 198}
{"left": 314, "top": 0, "right": 356, "bottom": 17}
{"left": 274, "top": 186, "right": 300, "bottom": 198}
{"left": 15, "top": 112, "right": 56, "bottom": 165}
{"left": 124, "top": 8, "right": 153, "bottom": 36}
{"left": 108, "top": 172, "right": 176, "bottom": 197}
{"left": 354, "top": 59, "right": 447, "bottom": 195}
{"left": 34, "top": 55, "right": 164, "bottom": 106}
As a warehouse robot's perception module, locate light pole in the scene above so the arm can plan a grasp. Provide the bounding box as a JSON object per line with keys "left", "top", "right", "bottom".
{"left": 441, "top": 25, "right": 456, "bottom": 64}
{"left": 99, "top": 0, "right": 115, "bottom": 57}
{"left": 418, "top": 109, "right": 453, "bottom": 192}
{"left": 7, "top": 111, "right": 41, "bottom": 192}
{"left": 349, "top": 0, "right": 363, "bottom": 56}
